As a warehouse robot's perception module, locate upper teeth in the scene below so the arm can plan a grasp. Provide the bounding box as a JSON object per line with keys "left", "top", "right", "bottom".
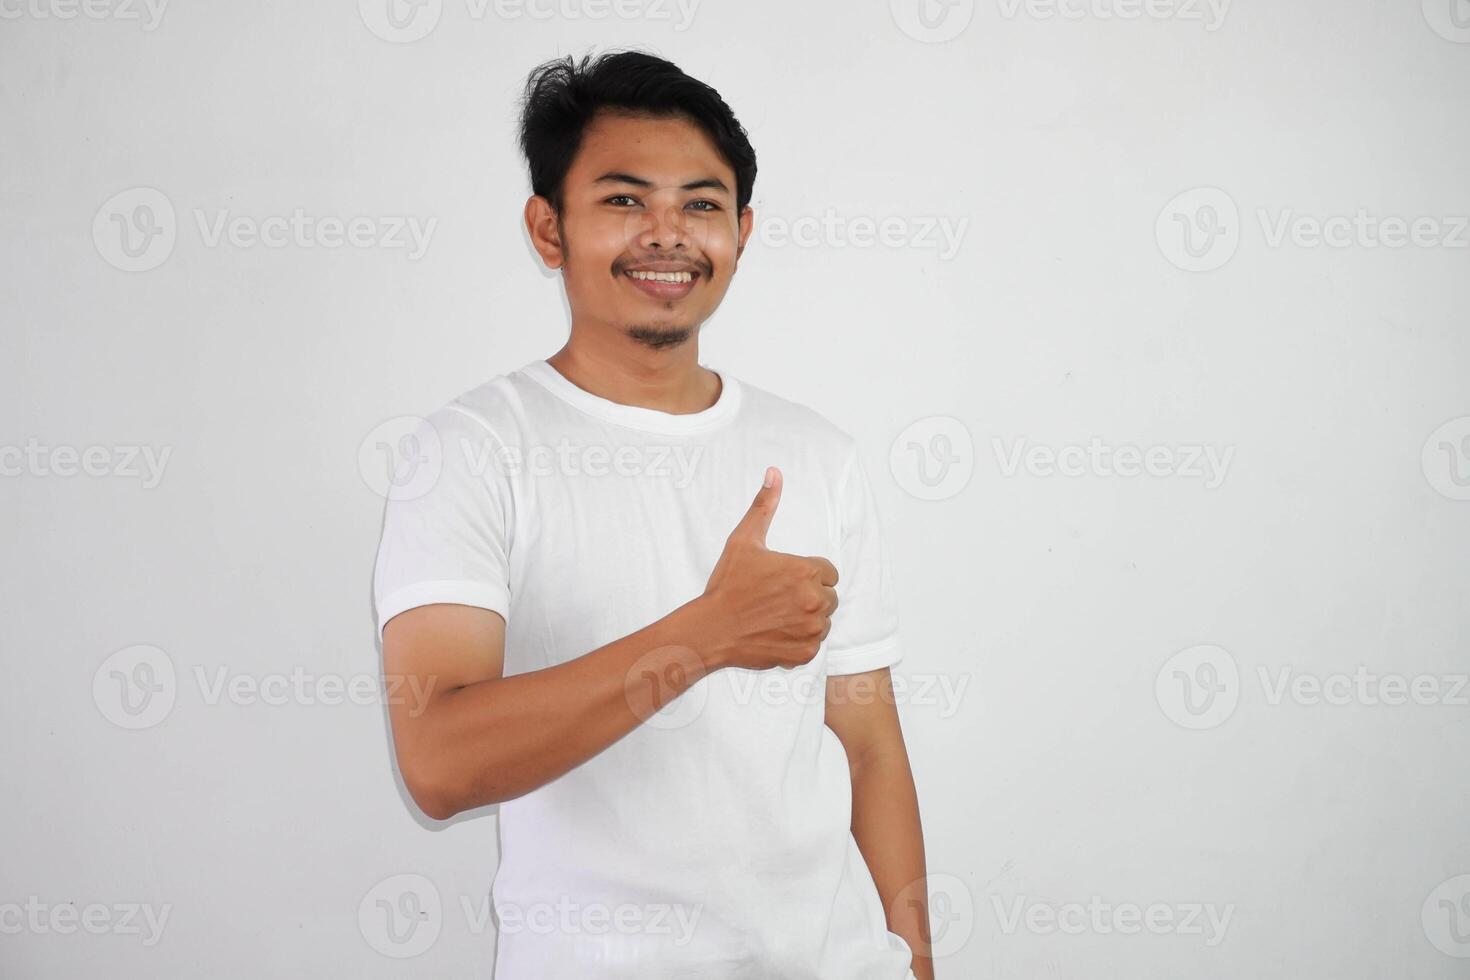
{"left": 629, "top": 270, "right": 693, "bottom": 282}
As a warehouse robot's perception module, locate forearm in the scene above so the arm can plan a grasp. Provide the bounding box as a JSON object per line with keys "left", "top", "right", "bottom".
{"left": 851, "top": 747, "right": 933, "bottom": 980}
{"left": 420, "top": 596, "right": 727, "bottom": 817}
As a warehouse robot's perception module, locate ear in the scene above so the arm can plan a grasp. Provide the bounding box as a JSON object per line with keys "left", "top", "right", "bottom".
{"left": 525, "top": 195, "right": 565, "bottom": 269}
{"left": 734, "top": 205, "right": 754, "bottom": 263}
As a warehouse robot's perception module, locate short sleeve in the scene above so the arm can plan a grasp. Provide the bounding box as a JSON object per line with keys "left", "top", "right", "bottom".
{"left": 823, "top": 442, "right": 903, "bottom": 675}
{"left": 371, "top": 405, "right": 513, "bottom": 641}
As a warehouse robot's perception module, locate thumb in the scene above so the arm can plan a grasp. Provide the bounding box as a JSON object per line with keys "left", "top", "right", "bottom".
{"left": 730, "top": 466, "right": 782, "bottom": 547}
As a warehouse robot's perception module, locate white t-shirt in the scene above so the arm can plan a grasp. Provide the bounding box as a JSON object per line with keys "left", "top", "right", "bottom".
{"left": 372, "top": 358, "right": 914, "bottom": 979}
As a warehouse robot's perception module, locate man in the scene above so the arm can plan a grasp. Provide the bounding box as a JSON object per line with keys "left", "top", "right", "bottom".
{"left": 372, "top": 49, "right": 933, "bottom": 979}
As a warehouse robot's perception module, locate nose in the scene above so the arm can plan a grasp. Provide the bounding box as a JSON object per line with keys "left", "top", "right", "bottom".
{"left": 632, "top": 201, "right": 691, "bottom": 252}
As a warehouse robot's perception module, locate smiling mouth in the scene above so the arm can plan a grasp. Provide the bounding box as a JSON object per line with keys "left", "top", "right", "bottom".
{"left": 624, "top": 269, "right": 698, "bottom": 283}
{"left": 622, "top": 269, "right": 700, "bottom": 298}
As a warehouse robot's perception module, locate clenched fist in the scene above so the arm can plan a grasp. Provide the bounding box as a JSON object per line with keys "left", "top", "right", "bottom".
{"left": 698, "top": 466, "right": 840, "bottom": 671}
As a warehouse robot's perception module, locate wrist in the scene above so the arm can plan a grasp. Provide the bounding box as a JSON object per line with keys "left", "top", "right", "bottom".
{"left": 670, "top": 594, "right": 733, "bottom": 673}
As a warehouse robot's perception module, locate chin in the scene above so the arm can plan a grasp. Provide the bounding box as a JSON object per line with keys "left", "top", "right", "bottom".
{"left": 624, "top": 321, "right": 696, "bottom": 350}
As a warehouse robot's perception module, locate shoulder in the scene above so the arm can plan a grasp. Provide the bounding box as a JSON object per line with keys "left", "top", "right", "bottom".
{"left": 413, "top": 369, "right": 540, "bottom": 449}
{"left": 729, "top": 373, "right": 862, "bottom": 471}
{"left": 383, "top": 371, "right": 537, "bottom": 499}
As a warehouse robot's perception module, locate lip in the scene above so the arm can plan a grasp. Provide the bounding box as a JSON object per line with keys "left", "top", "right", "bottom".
{"left": 622, "top": 269, "right": 700, "bottom": 300}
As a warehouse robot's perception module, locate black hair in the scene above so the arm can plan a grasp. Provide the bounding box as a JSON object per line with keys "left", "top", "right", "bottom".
{"left": 517, "top": 49, "right": 757, "bottom": 217}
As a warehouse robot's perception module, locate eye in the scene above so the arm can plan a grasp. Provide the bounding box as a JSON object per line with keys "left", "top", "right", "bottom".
{"left": 605, "top": 195, "right": 638, "bottom": 206}
{"left": 688, "top": 200, "right": 720, "bottom": 212}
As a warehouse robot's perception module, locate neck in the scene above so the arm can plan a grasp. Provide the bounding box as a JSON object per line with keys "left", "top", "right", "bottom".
{"left": 546, "top": 333, "right": 722, "bottom": 416}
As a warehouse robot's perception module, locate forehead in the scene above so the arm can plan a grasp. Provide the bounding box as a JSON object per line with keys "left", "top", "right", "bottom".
{"left": 565, "top": 110, "right": 733, "bottom": 188}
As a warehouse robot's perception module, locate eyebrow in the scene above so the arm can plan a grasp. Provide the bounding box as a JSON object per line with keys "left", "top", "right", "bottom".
{"left": 593, "top": 172, "right": 731, "bottom": 195}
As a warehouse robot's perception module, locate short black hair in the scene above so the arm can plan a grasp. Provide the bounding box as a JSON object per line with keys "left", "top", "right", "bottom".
{"left": 517, "top": 49, "right": 757, "bottom": 217}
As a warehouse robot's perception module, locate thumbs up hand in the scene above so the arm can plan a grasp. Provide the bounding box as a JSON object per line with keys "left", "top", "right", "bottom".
{"left": 699, "top": 467, "right": 840, "bottom": 672}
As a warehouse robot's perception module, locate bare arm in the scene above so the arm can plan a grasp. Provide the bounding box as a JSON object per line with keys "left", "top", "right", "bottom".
{"left": 382, "top": 595, "right": 727, "bottom": 820}
{"left": 826, "top": 667, "right": 933, "bottom": 980}
{"left": 384, "top": 465, "right": 835, "bottom": 821}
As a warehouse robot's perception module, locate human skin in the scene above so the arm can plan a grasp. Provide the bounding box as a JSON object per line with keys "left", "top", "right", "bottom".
{"left": 382, "top": 107, "right": 934, "bottom": 978}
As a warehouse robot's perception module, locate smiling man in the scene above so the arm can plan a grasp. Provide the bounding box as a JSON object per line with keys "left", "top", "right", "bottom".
{"left": 371, "top": 50, "right": 932, "bottom": 979}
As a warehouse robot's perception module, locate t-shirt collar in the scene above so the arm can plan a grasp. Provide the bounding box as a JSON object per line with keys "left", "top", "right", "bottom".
{"left": 520, "top": 358, "right": 742, "bottom": 435}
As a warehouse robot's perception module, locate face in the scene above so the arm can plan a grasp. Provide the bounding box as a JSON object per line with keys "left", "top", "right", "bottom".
{"left": 525, "top": 110, "right": 754, "bottom": 350}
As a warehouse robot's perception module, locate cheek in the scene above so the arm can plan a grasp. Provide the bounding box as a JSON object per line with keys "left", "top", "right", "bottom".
{"left": 564, "top": 211, "right": 627, "bottom": 263}
{"left": 701, "top": 221, "right": 741, "bottom": 274}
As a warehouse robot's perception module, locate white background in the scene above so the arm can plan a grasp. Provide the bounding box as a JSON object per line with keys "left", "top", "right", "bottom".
{"left": 3, "top": 0, "right": 1469, "bottom": 977}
